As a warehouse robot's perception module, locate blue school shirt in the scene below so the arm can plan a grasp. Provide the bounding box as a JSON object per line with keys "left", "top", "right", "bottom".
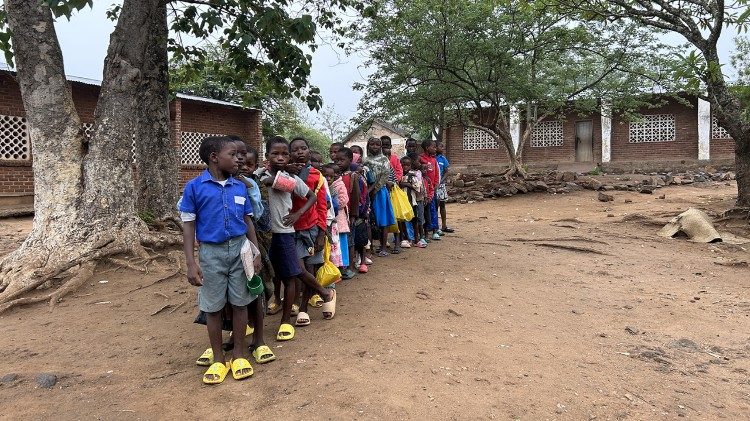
{"left": 244, "top": 176, "right": 265, "bottom": 221}
{"left": 179, "top": 170, "right": 254, "bottom": 244}
{"left": 436, "top": 154, "right": 450, "bottom": 182}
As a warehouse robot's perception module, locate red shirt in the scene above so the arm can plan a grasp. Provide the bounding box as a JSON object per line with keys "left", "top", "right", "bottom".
{"left": 419, "top": 153, "right": 439, "bottom": 200}
{"left": 388, "top": 154, "right": 403, "bottom": 181}
{"left": 291, "top": 166, "right": 328, "bottom": 231}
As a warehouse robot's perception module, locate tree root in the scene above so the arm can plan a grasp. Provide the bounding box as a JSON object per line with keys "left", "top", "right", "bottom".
{"left": 0, "top": 262, "right": 96, "bottom": 315}
{"left": 534, "top": 243, "right": 610, "bottom": 255}
{"left": 107, "top": 257, "right": 148, "bottom": 273}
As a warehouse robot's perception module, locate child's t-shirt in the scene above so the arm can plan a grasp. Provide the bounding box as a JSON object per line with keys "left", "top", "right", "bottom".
{"left": 402, "top": 170, "right": 423, "bottom": 205}
{"left": 436, "top": 154, "right": 449, "bottom": 185}
{"left": 259, "top": 170, "right": 310, "bottom": 234}
{"left": 290, "top": 165, "right": 328, "bottom": 232}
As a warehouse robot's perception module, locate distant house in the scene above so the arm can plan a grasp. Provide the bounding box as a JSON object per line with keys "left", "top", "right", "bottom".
{"left": 0, "top": 70, "right": 262, "bottom": 206}
{"left": 342, "top": 118, "right": 408, "bottom": 157}
{"left": 444, "top": 94, "right": 734, "bottom": 170}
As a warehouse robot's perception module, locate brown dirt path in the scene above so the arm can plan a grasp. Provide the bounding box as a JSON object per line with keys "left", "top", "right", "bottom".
{"left": 1, "top": 182, "right": 749, "bottom": 420}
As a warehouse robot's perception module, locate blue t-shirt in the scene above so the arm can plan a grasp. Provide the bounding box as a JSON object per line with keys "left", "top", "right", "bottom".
{"left": 179, "top": 170, "right": 254, "bottom": 244}
{"left": 436, "top": 154, "right": 450, "bottom": 183}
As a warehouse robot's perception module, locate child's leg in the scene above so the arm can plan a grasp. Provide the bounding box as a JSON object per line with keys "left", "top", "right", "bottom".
{"left": 281, "top": 278, "right": 296, "bottom": 324}
{"left": 273, "top": 276, "right": 282, "bottom": 304}
{"left": 439, "top": 200, "right": 448, "bottom": 230}
{"left": 206, "top": 311, "right": 225, "bottom": 368}
{"left": 248, "top": 298, "right": 265, "bottom": 348}
{"left": 298, "top": 261, "right": 316, "bottom": 315}
{"left": 230, "top": 304, "right": 249, "bottom": 362}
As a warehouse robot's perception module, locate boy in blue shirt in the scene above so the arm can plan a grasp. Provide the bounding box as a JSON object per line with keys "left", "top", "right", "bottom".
{"left": 180, "top": 136, "right": 261, "bottom": 385}
{"left": 435, "top": 145, "right": 454, "bottom": 233}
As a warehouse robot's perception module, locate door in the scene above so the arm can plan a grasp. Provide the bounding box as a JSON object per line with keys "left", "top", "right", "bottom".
{"left": 575, "top": 121, "right": 593, "bottom": 162}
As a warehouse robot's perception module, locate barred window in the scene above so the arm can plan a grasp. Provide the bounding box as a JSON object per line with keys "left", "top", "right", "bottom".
{"left": 0, "top": 114, "right": 30, "bottom": 161}
{"left": 531, "top": 121, "right": 564, "bottom": 147}
{"left": 462, "top": 127, "right": 499, "bottom": 150}
{"left": 181, "top": 131, "right": 224, "bottom": 165}
{"left": 629, "top": 114, "right": 675, "bottom": 143}
{"left": 711, "top": 116, "right": 731, "bottom": 140}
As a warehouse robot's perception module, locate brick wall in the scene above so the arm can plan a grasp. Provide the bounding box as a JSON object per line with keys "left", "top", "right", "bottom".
{"left": 610, "top": 97, "right": 698, "bottom": 162}
{"left": 444, "top": 124, "right": 510, "bottom": 166}
{"left": 520, "top": 111, "right": 602, "bottom": 164}
{"left": 0, "top": 72, "right": 263, "bottom": 197}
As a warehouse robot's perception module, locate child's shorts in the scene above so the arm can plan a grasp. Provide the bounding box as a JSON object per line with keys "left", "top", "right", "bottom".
{"left": 413, "top": 201, "right": 425, "bottom": 224}
{"left": 198, "top": 235, "right": 255, "bottom": 313}
{"left": 270, "top": 232, "right": 303, "bottom": 279}
{"left": 295, "top": 226, "right": 324, "bottom": 265}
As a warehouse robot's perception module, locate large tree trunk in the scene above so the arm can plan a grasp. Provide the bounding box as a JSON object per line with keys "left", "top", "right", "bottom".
{"left": 0, "top": 0, "right": 171, "bottom": 309}
{"left": 134, "top": 1, "right": 178, "bottom": 221}
{"left": 735, "top": 136, "right": 750, "bottom": 209}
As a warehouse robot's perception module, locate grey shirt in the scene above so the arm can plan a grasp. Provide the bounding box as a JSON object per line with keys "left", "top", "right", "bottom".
{"left": 259, "top": 170, "right": 310, "bottom": 234}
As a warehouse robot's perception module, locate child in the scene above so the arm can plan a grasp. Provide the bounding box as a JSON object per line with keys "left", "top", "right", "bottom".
{"left": 419, "top": 139, "right": 441, "bottom": 241}
{"left": 260, "top": 136, "right": 336, "bottom": 341}
{"left": 335, "top": 147, "right": 368, "bottom": 273}
{"left": 381, "top": 136, "right": 406, "bottom": 253}
{"left": 435, "top": 145, "right": 454, "bottom": 233}
{"left": 401, "top": 156, "right": 427, "bottom": 248}
{"left": 310, "top": 150, "right": 324, "bottom": 170}
{"left": 362, "top": 137, "right": 396, "bottom": 257}
{"left": 329, "top": 142, "right": 344, "bottom": 163}
{"left": 350, "top": 144, "right": 364, "bottom": 159}
{"left": 288, "top": 137, "right": 332, "bottom": 326}
{"left": 404, "top": 137, "right": 418, "bottom": 157}
{"left": 180, "top": 136, "right": 261, "bottom": 384}
{"left": 326, "top": 162, "right": 354, "bottom": 279}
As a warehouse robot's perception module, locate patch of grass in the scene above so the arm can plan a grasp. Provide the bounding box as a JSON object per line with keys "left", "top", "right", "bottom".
{"left": 588, "top": 166, "right": 603, "bottom": 176}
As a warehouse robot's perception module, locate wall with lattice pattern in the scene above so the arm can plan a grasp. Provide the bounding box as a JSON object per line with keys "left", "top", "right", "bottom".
{"left": 629, "top": 114, "right": 675, "bottom": 143}
{"left": 711, "top": 116, "right": 731, "bottom": 140}
{"left": 462, "top": 127, "right": 499, "bottom": 150}
{"left": 181, "top": 131, "right": 224, "bottom": 165}
{"left": 530, "top": 121, "right": 564, "bottom": 147}
{"left": 0, "top": 115, "right": 30, "bottom": 161}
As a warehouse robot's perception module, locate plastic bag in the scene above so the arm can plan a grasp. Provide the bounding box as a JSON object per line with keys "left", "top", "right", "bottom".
{"left": 240, "top": 239, "right": 261, "bottom": 283}
{"left": 315, "top": 238, "right": 341, "bottom": 287}
{"left": 390, "top": 185, "right": 415, "bottom": 221}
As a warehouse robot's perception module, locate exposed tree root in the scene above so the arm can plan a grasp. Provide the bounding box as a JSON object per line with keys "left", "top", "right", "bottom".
{"left": 107, "top": 257, "right": 148, "bottom": 273}
{"left": 508, "top": 236, "right": 610, "bottom": 245}
{"left": 534, "top": 243, "right": 610, "bottom": 255}
{"left": 0, "top": 262, "right": 96, "bottom": 314}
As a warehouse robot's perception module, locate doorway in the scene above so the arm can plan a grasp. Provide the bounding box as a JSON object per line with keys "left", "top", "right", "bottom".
{"left": 575, "top": 121, "right": 593, "bottom": 162}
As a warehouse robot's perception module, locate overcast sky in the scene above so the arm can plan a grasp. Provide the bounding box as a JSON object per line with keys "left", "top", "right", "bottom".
{"left": 25, "top": 3, "right": 741, "bottom": 125}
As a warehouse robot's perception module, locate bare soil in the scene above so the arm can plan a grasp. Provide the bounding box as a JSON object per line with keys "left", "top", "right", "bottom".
{"left": 1, "top": 183, "right": 749, "bottom": 420}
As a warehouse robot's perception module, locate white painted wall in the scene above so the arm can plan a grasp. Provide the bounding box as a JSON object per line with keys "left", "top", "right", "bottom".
{"left": 601, "top": 102, "right": 612, "bottom": 163}
{"left": 697, "top": 98, "right": 711, "bottom": 161}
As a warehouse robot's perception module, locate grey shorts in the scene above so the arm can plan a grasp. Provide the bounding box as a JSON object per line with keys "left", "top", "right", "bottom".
{"left": 295, "top": 226, "right": 324, "bottom": 265}
{"left": 413, "top": 201, "right": 425, "bottom": 224}
{"left": 198, "top": 235, "right": 255, "bottom": 313}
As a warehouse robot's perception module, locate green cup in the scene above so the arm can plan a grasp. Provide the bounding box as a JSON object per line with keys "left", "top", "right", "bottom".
{"left": 247, "top": 274, "right": 264, "bottom": 296}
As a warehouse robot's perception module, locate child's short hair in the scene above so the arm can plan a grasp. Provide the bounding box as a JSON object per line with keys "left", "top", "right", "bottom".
{"left": 380, "top": 135, "right": 391, "bottom": 144}
{"left": 265, "top": 135, "right": 289, "bottom": 154}
{"left": 400, "top": 156, "right": 411, "bottom": 165}
{"left": 291, "top": 136, "right": 308, "bottom": 147}
{"left": 407, "top": 152, "right": 421, "bottom": 166}
{"left": 228, "top": 134, "right": 244, "bottom": 143}
{"left": 350, "top": 144, "right": 363, "bottom": 155}
{"left": 421, "top": 139, "right": 434, "bottom": 151}
{"left": 246, "top": 146, "right": 259, "bottom": 161}
{"left": 330, "top": 142, "right": 343, "bottom": 149}
{"left": 199, "top": 136, "right": 234, "bottom": 164}
{"left": 337, "top": 147, "right": 353, "bottom": 160}
{"left": 322, "top": 163, "right": 338, "bottom": 173}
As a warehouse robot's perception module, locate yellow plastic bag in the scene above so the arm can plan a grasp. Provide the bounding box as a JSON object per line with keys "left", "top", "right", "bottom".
{"left": 391, "top": 185, "right": 415, "bottom": 221}
{"left": 316, "top": 238, "right": 341, "bottom": 287}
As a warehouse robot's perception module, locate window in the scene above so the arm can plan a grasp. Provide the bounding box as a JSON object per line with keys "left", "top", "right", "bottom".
{"left": 629, "top": 114, "right": 675, "bottom": 143}
{"left": 531, "top": 121, "right": 564, "bottom": 147}
{"left": 462, "top": 127, "right": 499, "bottom": 150}
{"left": 711, "top": 116, "right": 731, "bottom": 140}
{"left": 0, "top": 114, "right": 30, "bottom": 161}
{"left": 181, "top": 131, "right": 224, "bottom": 165}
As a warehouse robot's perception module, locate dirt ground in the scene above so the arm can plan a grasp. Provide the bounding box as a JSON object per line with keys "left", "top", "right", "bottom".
{"left": 1, "top": 183, "right": 749, "bottom": 420}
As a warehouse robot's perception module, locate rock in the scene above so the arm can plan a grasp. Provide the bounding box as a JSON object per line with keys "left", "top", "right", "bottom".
{"left": 512, "top": 182, "right": 528, "bottom": 194}
{"left": 625, "top": 326, "right": 640, "bottom": 335}
{"left": 658, "top": 195, "right": 666, "bottom": 200}
{"left": 557, "top": 187, "right": 571, "bottom": 194}
{"left": 654, "top": 177, "right": 665, "bottom": 187}
{"left": 534, "top": 181, "right": 549, "bottom": 192}
{"left": 36, "top": 373, "right": 57, "bottom": 389}
{"left": 607, "top": 214, "right": 615, "bottom": 217}
{"left": 1, "top": 373, "right": 19, "bottom": 384}
{"left": 464, "top": 181, "right": 476, "bottom": 187}
{"left": 602, "top": 185, "right": 615, "bottom": 191}
{"left": 664, "top": 175, "right": 674, "bottom": 185}
{"left": 597, "top": 192, "right": 614, "bottom": 202}
{"left": 561, "top": 171, "right": 577, "bottom": 182}
{"left": 453, "top": 179, "right": 465, "bottom": 188}
{"left": 566, "top": 182, "right": 583, "bottom": 191}
{"left": 615, "top": 184, "right": 629, "bottom": 191}
{"left": 681, "top": 178, "right": 694, "bottom": 185}
{"left": 590, "top": 179, "right": 603, "bottom": 191}
{"left": 624, "top": 199, "right": 633, "bottom": 203}
{"left": 640, "top": 186, "right": 654, "bottom": 194}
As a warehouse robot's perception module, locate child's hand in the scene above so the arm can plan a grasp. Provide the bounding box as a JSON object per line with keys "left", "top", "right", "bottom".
{"left": 253, "top": 255, "right": 261, "bottom": 273}
{"left": 314, "top": 230, "right": 326, "bottom": 253}
{"left": 187, "top": 263, "right": 203, "bottom": 286}
{"left": 282, "top": 210, "right": 302, "bottom": 226}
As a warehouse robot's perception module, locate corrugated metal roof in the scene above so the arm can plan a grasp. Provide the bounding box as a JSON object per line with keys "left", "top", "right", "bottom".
{"left": 0, "top": 66, "right": 259, "bottom": 111}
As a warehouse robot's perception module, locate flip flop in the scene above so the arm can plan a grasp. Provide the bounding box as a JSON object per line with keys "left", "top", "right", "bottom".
{"left": 251, "top": 345, "right": 276, "bottom": 364}
{"left": 291, "top": 304, "right": 300, "bottom": 316}
{"left": 308, "top": 294, "right": 324, "bottom": 308}
{"left": 295, "top": 311, "right": 311, "bottom": 326}
{"left": 230, "top": 358, "right": 254, "bottom": 380}
{"left": 377, "top": 249, "right": 389, "bottom": 257}
{"left": 267, "top": 300, "right": 282, "bottom": 315}
{"left": 322, "top": 289, "right": 337, "bottom": 320}
{"left": 202, "top": 362, "right": 230, "bottom": 385}
{"left": 276, "top": 323, "right": 295, "bottom": 341}
{"left": 246, "top": 325, "right": 255, "bottom": 336}
{"left": 442, "top": 227, "right": 455, "bottom": 233}
{"left": 391, "top": 248, "right": 401, "bottom": 254}
{"left": 196, "top": 348, "right": 213, "bottom": 366}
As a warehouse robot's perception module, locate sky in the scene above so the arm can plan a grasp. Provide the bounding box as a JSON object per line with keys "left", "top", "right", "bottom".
{"left": 12, "top": 3, "right": 741, "bottom": 126}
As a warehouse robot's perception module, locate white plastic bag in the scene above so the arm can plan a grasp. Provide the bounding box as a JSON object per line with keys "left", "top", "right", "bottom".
{"left": 240, "top": 239, "right": 261, "bottom": 279}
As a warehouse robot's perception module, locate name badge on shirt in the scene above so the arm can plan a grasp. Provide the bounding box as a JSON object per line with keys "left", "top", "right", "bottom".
{"left": 234, "top": 196, "right": 246, "bottom": 205}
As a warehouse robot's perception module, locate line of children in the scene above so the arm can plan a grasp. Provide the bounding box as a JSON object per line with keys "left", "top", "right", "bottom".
{"left": 182, "top": 134, "right": 454, "bottom": 385}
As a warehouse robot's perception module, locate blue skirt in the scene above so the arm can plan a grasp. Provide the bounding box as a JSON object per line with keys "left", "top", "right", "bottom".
{"left": 372, "top": 187, "right": 396, "bottom": 228}
{"left": 339, "top": 233, "right": 350, "bottom": 267}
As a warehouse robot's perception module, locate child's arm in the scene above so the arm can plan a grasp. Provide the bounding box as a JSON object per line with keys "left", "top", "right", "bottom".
{"left": 283, "top": 188, "right": 316, "bottom": 227}
{"left": 182, "top": 221, "right": 203, "bottom": 286}
{"left": 243, "top": 214, "right": 262, "bottom": 273}
{"left": 350, "top": 173, "right": 360, "bottom": 218}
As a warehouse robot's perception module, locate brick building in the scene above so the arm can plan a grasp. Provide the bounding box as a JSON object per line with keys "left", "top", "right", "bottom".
{"left": 0, "top": 70, "right": 262, "bottom": 206}
{"left": 343, "top": 118, "right": 408, "bottom": 157}
{"left": 444, "top": 95, "right": 735, "bottom": 171}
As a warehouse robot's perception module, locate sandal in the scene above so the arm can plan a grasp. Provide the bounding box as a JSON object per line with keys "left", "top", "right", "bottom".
{"left": 251, "top": 345, "right": 276, "bottom": 364}
{"left": 364, "top": 257, "right": 374, "bottom": 265}
{"left": 202, "top": 361, "right": 230, "bottom": 385}
{"left": 308, "top": 294, "right": 324, "bottom": 308}
{"left": 391, "top": 248, "right": 401, "bottom": 254}
{"left": 230, "top": 358, "right": 253, "bottom": 380}
{"left": 442, "top": 227, "right": 455, "bottom": 233}
{"left": 377, "top": 249, "right": 389, "bottom": 257}
{"left": 196, "top": 348, "right": 213, "bottom": 367}
{"left": 322, "top": 289, "right": 337, "bottom": 320}
{"left": 295, "top": 311, "right": 311, "bottom": 326}
{"left": 291, "top": 304, "right": 300, "bottom": 316}
{"left": 267, "top": 299, "right": 282, "bottom": 315}
{"left": 276, "top": 323, "right": 295, "bottom": 341}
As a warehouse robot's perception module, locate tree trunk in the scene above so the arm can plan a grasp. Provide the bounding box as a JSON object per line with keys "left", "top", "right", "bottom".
{"left": 134, "top": 1, "right": 178, "bottom": 221}
{"left": 735, "top": 136, "right": 750, "bottom": 209}
{"left": 0, "top": 0, "right": 170, "bottom": 307}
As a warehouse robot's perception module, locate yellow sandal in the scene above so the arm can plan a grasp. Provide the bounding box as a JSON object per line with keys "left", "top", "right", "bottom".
{"left": 196, "top": 348, "right": 213, "bottom": 367}
{"left": 202, "top": 362, "right": 229, "bottom": 385}
{"left": 230, "top": 358, "right": 254, "bottom": 380}
{"left": 276, "top": 323, "right": 295, "bottom": 341}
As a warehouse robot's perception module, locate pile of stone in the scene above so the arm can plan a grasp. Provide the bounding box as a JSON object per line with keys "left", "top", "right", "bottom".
{"left": 446, "top": 169, "right": 736, "bottom": 204}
